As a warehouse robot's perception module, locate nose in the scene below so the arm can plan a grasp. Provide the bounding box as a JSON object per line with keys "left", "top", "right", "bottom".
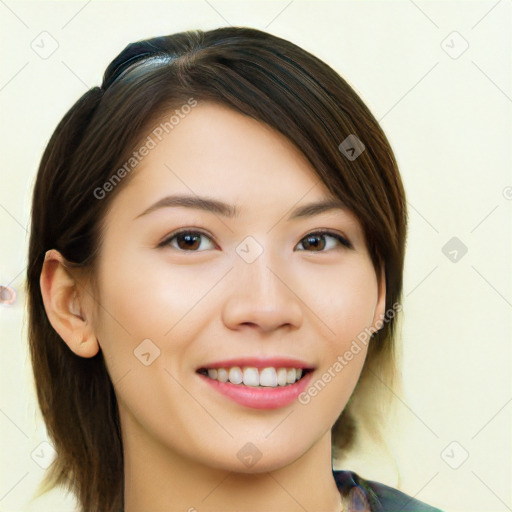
{"left": 221, "top": 250, "right": 303, "bottom": 333}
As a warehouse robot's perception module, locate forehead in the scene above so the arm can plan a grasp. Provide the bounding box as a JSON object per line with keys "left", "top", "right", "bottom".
{"left": 113, "top": 101, "right": 333, "bottom": 209}
{"left": 144, "top": 99, "right": 315, "bottom": 177}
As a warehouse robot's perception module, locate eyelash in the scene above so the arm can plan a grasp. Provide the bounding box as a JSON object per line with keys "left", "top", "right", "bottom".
{"left": 158, "top": 228, "right": 352, "bottom": 252}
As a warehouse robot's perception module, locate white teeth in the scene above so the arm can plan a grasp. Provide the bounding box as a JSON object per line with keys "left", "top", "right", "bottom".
{"left": 286, "top": 368, "right": 296, "bottom": 384}
{"left": 242, "top": 367, "right": 259, "bottom": 387}
{"left": 277, "top": 368, "right": 287, "bottom": 386}
{"left": 202, "top": 366, "right": 307, "bottom": 387}
{"left": 228, "top": 367, "right": 243, "bottom": 384}
{"left": 259, "top": 368, "right": 278, "bottom": 387}
{"left": 217, "top": 368, "right": 228, "bottom": 383}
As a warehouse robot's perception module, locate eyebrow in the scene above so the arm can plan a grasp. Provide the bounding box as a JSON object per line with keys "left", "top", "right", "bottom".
{"left": 133, "top": 194, "right": 347, "bottom": 221}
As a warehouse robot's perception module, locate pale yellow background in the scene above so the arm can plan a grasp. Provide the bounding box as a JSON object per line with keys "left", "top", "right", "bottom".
{"left": 0, "top": 1, "right": 510, "bottom": 511}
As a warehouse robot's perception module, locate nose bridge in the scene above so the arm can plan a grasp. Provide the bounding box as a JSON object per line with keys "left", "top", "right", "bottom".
{"left": 222, "top": 233, "right": 303, "bottom": 330}
{"left": 234, "top": 233, "right": 284, "bottom": 298}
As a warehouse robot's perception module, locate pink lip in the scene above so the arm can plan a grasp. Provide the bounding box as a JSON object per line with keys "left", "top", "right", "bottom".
{"left": 196, "top": 357, "right": 315, "bottom": 371}
{"left": 197, "top": 370, "right": 315, "bottom": 409}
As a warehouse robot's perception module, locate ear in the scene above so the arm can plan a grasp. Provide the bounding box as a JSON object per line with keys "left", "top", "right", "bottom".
{"left": 371, "top": 264, "right": 386, "bottom": 332}
{"left": 39, "top": 249, "right": 99, "bottom": 358}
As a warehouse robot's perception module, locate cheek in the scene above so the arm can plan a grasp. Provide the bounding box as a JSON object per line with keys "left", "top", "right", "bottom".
{"left": 294, "top": 257, "right": 379, "bottom": 344}
{"left": 93, "top": 246, "right": 219, "bottom": 363}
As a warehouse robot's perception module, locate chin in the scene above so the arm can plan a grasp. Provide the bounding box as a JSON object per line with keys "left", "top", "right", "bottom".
{"left": 197, "top": 441, "right": 307, "bottom": 475}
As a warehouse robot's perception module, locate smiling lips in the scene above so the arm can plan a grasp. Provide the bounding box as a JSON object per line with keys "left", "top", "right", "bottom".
{"left": 196, "top": 356, "right": 316, "bottom": 409}
{"left": 196, "top": 356, "right": 315, "bottom": 386}
{"left": 202, "top": 366, "right": 305, "bottom": 387}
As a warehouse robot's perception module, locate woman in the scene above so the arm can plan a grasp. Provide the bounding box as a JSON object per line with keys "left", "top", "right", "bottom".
{"left": 27, "top": 26, "right": 444, "bottom": 512}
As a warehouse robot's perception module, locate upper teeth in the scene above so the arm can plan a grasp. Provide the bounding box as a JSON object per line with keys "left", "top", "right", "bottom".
{"left": 205, "top": 367, "right": 304, "bottom": 387}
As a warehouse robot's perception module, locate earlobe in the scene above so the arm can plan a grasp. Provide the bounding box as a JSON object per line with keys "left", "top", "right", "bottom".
{"left": 40, "top": 249, "right": 99, "bottom": 358}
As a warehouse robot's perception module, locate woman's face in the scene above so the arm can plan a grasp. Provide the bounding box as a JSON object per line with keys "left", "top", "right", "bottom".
{"left": 87, "top": 100, "right": 385, "bottom": 472}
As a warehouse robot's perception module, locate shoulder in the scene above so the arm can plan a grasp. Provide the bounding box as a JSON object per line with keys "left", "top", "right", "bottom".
{"left": 333, "top": 469, "right": 445, "bottom": 512}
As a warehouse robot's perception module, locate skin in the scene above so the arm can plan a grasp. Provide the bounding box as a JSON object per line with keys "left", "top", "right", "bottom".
{"left": 40, "top": 100, "right": 385, "bottom": 512}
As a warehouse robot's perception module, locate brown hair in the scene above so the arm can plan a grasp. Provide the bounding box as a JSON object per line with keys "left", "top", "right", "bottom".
{"left": 26, "top": 26, "right": 407, "bottom": 512}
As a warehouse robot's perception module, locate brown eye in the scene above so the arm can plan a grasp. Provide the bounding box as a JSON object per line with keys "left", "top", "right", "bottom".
{"left": 296, "top": 230, "right": 352, "bottom": 252}
{"left": 159, "top": 230, "right": 215, "bottom": 251}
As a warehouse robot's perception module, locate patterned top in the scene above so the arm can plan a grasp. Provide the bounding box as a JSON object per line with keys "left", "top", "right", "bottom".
{"left": 333, "top": 470, "right": 444, "bottom": 512}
